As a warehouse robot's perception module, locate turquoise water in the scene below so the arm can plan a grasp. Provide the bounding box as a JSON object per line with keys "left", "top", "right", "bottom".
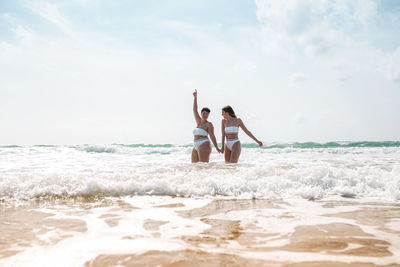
{"left": 242, "top": 141, "right": 400, "bottom": 149}
{"left": 1, "top": 141, "right": 399, "bottom": 150}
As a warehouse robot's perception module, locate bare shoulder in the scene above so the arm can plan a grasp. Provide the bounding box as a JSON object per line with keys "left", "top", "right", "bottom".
{"left": 237, "top": 118, "right": 243, "bottom": 125}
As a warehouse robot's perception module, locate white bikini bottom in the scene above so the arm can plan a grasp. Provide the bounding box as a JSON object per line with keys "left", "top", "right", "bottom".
{"left": 226, "top": 138, "right": 240, "bottom": 151}
{"left": 194, "top": 138, "right": 210, "bottom": 150}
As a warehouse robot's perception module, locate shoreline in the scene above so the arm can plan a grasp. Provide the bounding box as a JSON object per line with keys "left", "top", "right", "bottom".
{"left": 1, "top": 196, "right": 399, "bottom": 266}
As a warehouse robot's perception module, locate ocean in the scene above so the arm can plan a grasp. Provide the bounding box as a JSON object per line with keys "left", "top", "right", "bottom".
{"left": 1, "top": 142, "right": 400, "bottom": 266}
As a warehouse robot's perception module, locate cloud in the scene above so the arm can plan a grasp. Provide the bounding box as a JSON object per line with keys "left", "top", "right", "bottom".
{"left": 1, "top": 0, "right": 399, "bottom": 143}
{"left": 255, "top": 0, "right": 378, "bottom": 35}
{"left": 0, "top": 4, "right": 252, "bottom": 143}
{"left": 0, "top": 41, "right": 13, "bottom": 51}
{"left": 71, "top": 0, "right": 93, "bottom": 6}
{"left": 394, "top": 74, "right": 400, "bottom": 84}
{"left": 254, "top": 0, "right": 380, "bottom": 56}
{"left": 290, "top": 72, "right": 306, "bottom": 83}
{"left": 27, "top": 2, "right": 77, "bottom": 38}
{"left": 294, "top": 114, "right": 307, "bottom": 125}
{"left": 12, "top": 25, "right": 34, "bottom": 44}
{"left": 256, "top": 0, "right": 315, "bottom": 35}
{"left": 2, "top": 13, "right": 11, "bottom": 19}
{"left": 339, "top": 75, "right": 351, "bottom": 82}
{"left": 233, "top": 61, "right": 257, "bottom": 72}
{"left": 255, "top": 0, "right": 400, "bottom": 85}
{"left": 391, "top": 48, "right": 400, "bottom": 84}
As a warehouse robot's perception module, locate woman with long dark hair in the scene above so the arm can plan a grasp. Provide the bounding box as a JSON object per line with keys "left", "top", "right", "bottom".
{"left": 221, "top": 105, "right": 262, "bottom": 163}
{"left": 192, "top": 90, "right": 221, "bottom": 163}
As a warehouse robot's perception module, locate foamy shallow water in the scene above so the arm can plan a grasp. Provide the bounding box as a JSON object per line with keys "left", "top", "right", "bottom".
{"left": 1, "top": 144, "right": 400, "bottom": 266}
{"left": 1, "top": 196, "right": 400, "bottom": 266}
{"left": 0, "top": 144, "right": 399, "bottom": 201}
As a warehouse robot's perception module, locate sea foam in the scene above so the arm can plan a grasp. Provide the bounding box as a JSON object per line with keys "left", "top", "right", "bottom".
{"left": 0, "top": 144, "right": 399, "bottom": 201}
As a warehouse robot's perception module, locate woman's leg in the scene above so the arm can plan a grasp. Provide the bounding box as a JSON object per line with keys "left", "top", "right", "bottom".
{"left": 229, "top": 141, "right": 241, "bottom": 163}
{"left": 191, "top": 148, "right": 199, "bottom": 163}
{"left": 224, "top": 145, "right": 231, "bottom": 163}
{"left": 198, "top": 142, "right": 211, "bottom": 162}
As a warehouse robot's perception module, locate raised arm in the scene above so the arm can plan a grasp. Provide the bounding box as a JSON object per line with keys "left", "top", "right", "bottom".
{"left": 238, "top": 118, "right": 263, "bottom": 147}
{"left": 208, "top": 123, "right": 222, "bottom": 153}
{"left": 193, "top": 89, "right": 201, "bottom": 124}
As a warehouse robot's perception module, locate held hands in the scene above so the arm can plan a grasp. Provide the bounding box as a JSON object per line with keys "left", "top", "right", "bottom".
{"left": 217, "top": 147, "right": 223, "bottom": 154}
{"left": 193, "top": 89, "right": 197, "bottom": 97}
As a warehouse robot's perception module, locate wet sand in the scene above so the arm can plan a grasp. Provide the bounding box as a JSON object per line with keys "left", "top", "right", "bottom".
{"left": 1, "top": 197, "right": 400, "bottom": 266}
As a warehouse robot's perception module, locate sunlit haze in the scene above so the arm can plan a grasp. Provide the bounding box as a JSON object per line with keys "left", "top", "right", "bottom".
{"left": 1, "top": 0, "right": 399, "bottom": 144}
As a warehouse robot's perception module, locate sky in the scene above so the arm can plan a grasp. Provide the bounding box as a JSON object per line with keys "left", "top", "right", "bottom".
{"left": 1, "top": 0, "right": 399, "bottom": 145}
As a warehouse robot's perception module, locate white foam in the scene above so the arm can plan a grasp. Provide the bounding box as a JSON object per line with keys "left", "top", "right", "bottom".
{"left": 1, "top": 145, "right": 400, "bottom": 201}
{"left": 1, "top": 196, "right": 210, "bottom": 266}
{"left": 1, "top": 196, "right": 399, "bottom": 266}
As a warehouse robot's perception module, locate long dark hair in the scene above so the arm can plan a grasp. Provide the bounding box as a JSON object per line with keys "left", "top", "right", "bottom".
{"left": 222, "top": 105, "right": 236, "bottom": 118}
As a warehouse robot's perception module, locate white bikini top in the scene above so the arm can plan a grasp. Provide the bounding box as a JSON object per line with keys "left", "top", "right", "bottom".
{"left": 225, "top": 126, "right": 239, "bottom": 134}
{"left": 193, "top": 128, "right": 208, "bottom": 136}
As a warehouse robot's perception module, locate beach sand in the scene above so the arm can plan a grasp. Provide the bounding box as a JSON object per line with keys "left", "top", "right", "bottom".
{"left": 1, "top": 197, "right": 400, "bottom": 266}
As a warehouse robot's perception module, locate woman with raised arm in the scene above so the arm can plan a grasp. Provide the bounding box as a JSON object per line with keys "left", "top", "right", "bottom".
{"left": 192, "top": 90, "right": 221, "bottom": 163}
{"left": 221, "top": 105, "right": 262, "bottom": 163}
